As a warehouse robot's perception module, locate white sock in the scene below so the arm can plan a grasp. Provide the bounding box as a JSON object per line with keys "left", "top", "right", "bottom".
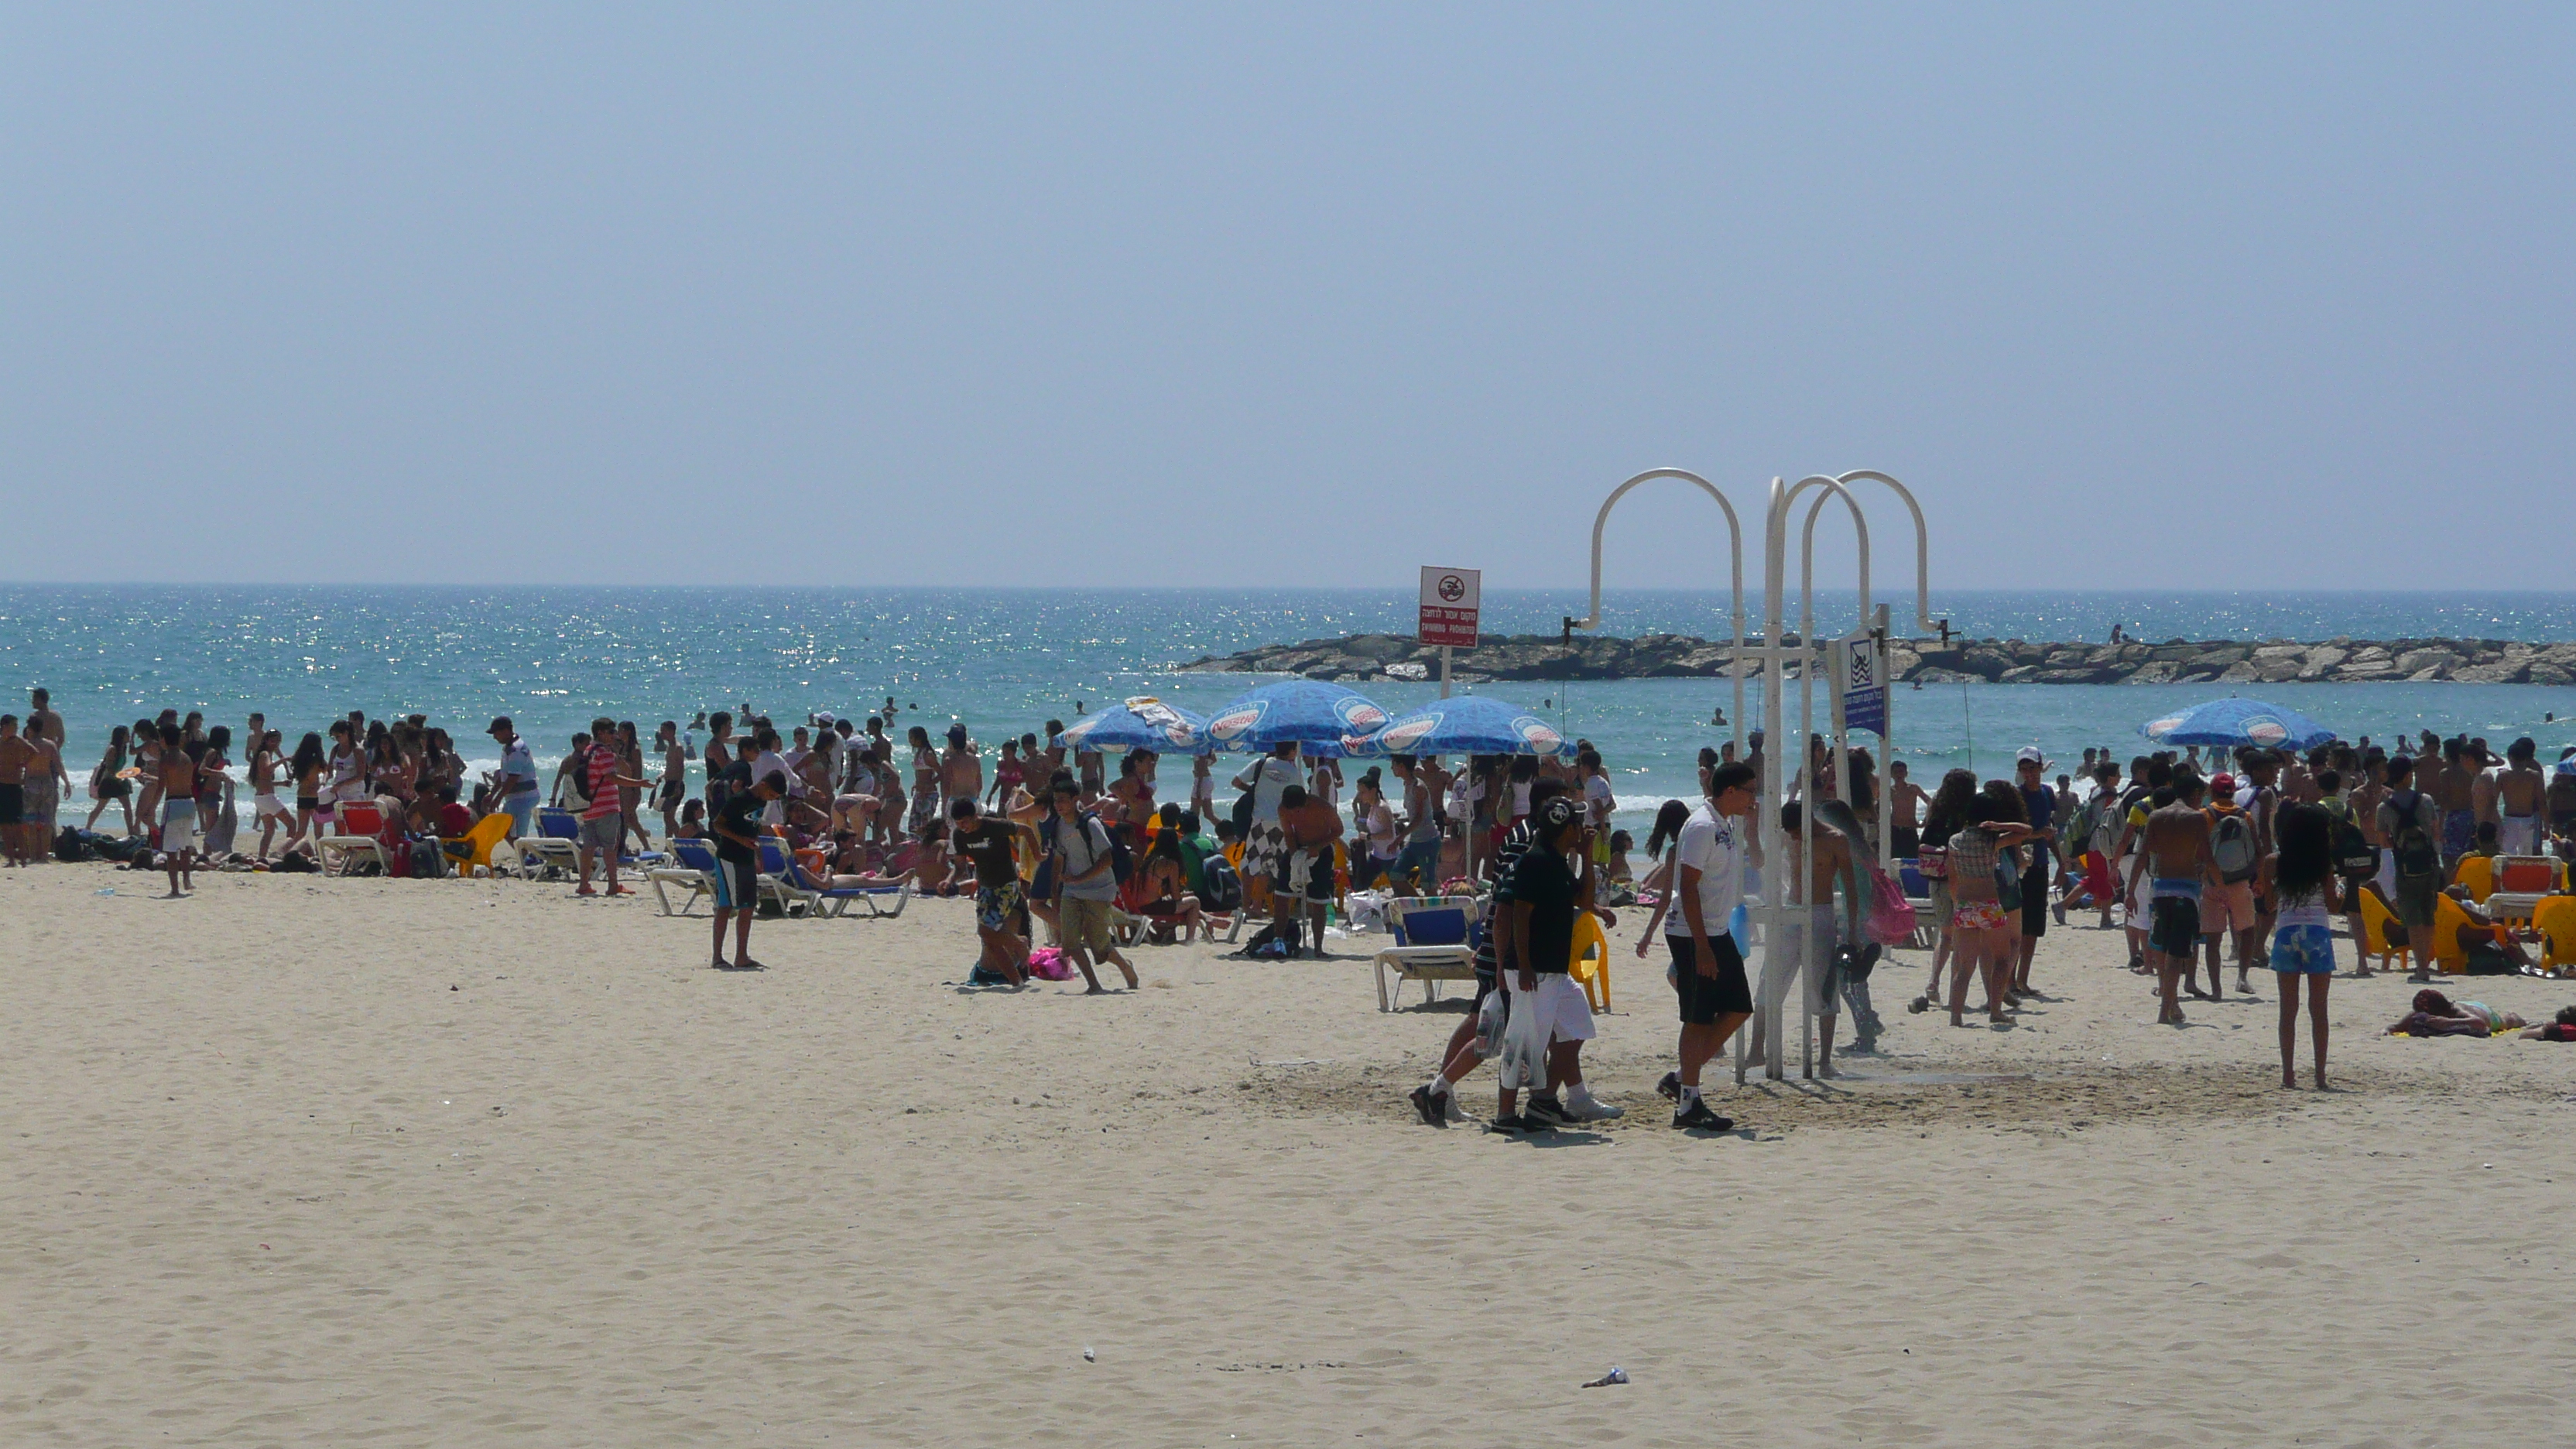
{"left": 1680, "top": 1083, "right": 1702, "bottom": 1103}
{"left": 1566, "top": 1081, "right": 1596, "bottom": 1107}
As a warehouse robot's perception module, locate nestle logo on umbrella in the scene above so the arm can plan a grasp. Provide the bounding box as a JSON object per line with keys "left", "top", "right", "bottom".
{"left": 1208, "top": 704, "right": 1265, "bottom": 739}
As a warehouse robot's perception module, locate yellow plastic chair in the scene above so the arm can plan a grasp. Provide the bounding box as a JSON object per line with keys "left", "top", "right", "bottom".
{"left": 2533, "top": 896, "right": 2576, "bottom": 977}
{"left": 444, "top": 812, "right": 512, "bottom": 879}
{"left": 2454, "top": 855, "right": 2495, "bottom": 903}
{"left": 1569, "top": 911, "right": 1612, "bottom": 1012}
{"left": 2431, "top": 892, "right": 2476, "bottom": 975}
{"left": 2355, "top": 888, "right": 2414, "bottom": 975}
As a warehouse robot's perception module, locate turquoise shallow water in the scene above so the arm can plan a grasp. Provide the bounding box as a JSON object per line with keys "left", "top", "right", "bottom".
{"left": 10, "top": 586, "right": 2576, "bottom": 831}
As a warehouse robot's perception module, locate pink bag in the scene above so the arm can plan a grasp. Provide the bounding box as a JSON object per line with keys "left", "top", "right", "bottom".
{"left": 1026, "top": 947, "right": 1074, "bottom": 981}
{"left": 1865, "top": 861, "right": 1918, "bottom": 946}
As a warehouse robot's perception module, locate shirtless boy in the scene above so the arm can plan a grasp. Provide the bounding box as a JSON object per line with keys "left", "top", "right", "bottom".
{"left": 2129, "top": 772, "right": 2217, "bottom": 1026}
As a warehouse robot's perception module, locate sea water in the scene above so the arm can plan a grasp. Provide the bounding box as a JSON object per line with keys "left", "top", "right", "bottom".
{"left": 11, "top": 585, "right": 2576, "bottom": 831}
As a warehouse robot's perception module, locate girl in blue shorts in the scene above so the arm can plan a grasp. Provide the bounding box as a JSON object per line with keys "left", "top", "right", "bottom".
{"left": 2269, "top": 802, "right": 2338, "bottom": 1090}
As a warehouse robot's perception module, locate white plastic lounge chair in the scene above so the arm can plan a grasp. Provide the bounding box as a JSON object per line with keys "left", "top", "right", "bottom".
{"left": 314, "top": 800, "right": 390, "bottom": 877}
{"left": 516, "top": 807, "right": 581, "bottom": 879}
{"left": 649, "top": 837, "right": 719, "bottom": 916}
{"left": 1373, "top": 895, "right": 1482, "bottom": 1011}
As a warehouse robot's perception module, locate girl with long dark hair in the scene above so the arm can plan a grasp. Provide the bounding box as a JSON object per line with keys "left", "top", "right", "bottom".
{"left": 2269, "top": 802, "right": 2337, "bottom": 1088}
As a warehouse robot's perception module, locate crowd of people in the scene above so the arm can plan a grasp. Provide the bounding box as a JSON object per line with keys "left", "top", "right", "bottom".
{"left": 10, "top": 683, "right": 2573, "bottom": 1118}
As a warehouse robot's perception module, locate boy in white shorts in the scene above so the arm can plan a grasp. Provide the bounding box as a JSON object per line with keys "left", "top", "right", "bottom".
{"left": 1496, "top": 796, "right": 1622, "bottom": 1131}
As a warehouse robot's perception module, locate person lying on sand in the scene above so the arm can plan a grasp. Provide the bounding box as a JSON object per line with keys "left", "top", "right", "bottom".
{"left": 2386, "top": 988, "right": 2527, "bottom": 1037}
{"left": 2516, "top": 1005, "right": 2576, "bottom": 1041}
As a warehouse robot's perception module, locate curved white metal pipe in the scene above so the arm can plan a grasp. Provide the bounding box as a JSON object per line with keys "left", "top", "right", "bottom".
{"left": 1568, "top": 468, "right": 1751, "bottom": 752}
{"left": 1834, "top": 469, "right": 1934, "bottom": 635}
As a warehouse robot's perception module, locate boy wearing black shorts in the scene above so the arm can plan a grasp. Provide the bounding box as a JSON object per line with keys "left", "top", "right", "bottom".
{"left": 1663, "top": 762, "right": 1759, "bottom": 1129}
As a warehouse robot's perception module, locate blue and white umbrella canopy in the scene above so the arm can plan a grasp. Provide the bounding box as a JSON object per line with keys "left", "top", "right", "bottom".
{"left": 1056, "top": 697, "right": 1214, "bottom": 755}
{"left": 1206, "top": 680, "right": 1389, "bottom": 758}
{"left": 2140, "top": 697, "right": 2336, "bottom": 752}
{"left": 1341, "top": 695, "right": 1574, "bottom": 759}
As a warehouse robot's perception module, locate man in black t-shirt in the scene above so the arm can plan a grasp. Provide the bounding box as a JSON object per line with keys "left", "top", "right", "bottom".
{"left": 1496, "top": 796, "right": 1618, "bottom": 1131}
{"left": 1409, "top": 776, "right": 1564, "bottom": 1129}
{"left": 709, "top": 771, "right": 783, "bottom": 970}
{"left": 950, "top": 798, "right": 1028, "bottom": 986}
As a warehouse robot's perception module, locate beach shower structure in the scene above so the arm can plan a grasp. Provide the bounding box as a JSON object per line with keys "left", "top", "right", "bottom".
{"left": 1565, "top": 469, "right": 1937, "bottom": 1082}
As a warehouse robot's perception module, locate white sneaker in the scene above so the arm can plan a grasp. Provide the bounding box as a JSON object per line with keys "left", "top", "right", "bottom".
{"left": 1566, "top": 1095, "right": 1625, "bottom": 1122}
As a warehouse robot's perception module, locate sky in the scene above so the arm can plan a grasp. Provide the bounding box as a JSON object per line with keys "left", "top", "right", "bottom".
{"left": 5, "top": 5, "right": 2570, "bottom": 590}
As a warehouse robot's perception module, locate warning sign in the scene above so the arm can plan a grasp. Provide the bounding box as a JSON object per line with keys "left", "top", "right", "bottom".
{"left": 1418, "top": 567, "right": 1481, "bottom": 647}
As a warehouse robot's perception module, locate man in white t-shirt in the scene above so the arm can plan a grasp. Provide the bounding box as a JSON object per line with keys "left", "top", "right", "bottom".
{"left": 1661, "top": 760, "right": 1759, "bottom": 1130}
{"left": 1231, "top": 742, "right": 1302, "bottom": 889}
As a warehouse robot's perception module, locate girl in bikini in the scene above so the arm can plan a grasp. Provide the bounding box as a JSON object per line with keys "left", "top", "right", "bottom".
{"left": 85, "top": 725, "right": 135, "bottom": 836}
{"left": 250, "top": 730, "right": 292, "bottom": 860}
{"left": 906, "top": 725, "right": 940, "bottom": 840}
{"left": 289, "top": 733, "right": 327, "bottom": 854}
{"left": 1943, "top": 785, "right": 2041, "bottom": 1027}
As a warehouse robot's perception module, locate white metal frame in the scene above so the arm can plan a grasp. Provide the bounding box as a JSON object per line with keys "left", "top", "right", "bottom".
{"left": 1750, "top": 471, "right": 1937, "bottom": 1081}
{"left": 1569, "top": 466, "right": 1936, "bottom": 1085}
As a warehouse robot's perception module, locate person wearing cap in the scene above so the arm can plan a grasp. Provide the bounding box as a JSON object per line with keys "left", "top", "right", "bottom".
{"left": 1495, "top": 794, "right": 1620, "bottom": 1131}
{"left": 486, "top": 717, "right": 541, "bottom": 841}
{"left": 2012, "top": 748, "right": 2057, "bottom": 999}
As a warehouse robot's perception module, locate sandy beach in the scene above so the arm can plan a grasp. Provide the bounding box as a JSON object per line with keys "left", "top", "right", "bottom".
{"left": 6, "top": 863, "right": 2571, "bottom": 1446}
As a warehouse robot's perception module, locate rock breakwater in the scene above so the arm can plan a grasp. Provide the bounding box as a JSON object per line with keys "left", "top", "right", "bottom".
{"left": 1178, "top": 634, "right": 2576, "bottom": 687}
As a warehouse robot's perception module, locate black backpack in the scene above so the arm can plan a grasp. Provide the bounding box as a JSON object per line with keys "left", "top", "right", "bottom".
{"left": 1198, "top": 855, "right": 1243, "bottom": 912}
{"left": 2326, "top": 799, "right": 2377, "bottom": 874}
{"left": 2387, "top": 790, "right": 2440, "bottom": 881}
{"left": 410, "top": 838, "right": 447, "bottom": 879}
{"left": 1242, "top": 915, "right": 1302, "bottom": 959}
{"left": 1230, "top": 785, "right": 1258, "bottom": 839}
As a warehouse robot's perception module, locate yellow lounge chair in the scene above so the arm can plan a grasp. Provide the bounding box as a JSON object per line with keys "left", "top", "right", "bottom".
{"left": 2454, "top": 855, "right": 2494, "bottom": 903}
{"left": 2355, "top": 888, "right": 2413, "bottom": 975}
{"left": 2431, "top": 892, "right": 2477, "bottom": 975}
{"left": 443, "top": 812, "right": 512, "bottom": 879}
{"left": 2532, "top": 895, "right": 2576, "bottom": 978}
{"left": 1569, "top": 909, "right": 1612, "bottom": 1012}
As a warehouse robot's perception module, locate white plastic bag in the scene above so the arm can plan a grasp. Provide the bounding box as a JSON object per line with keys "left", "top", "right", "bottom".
{"left": 1474, "top": 987, "right": 1508, "bottom": 1057}
{"left": 1496, "top": 980, "right": 1549, "bottom": 1091}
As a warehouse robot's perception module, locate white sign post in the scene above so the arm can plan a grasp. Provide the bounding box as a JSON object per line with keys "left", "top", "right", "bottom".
{"left": 1418, "top": 566, "right": 1481, "bottom": 698}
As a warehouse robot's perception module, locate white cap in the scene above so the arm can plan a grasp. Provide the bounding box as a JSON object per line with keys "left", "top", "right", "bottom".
{"left": 815, "top": 711, "right": 837, "bottom": 725}
{"left": 2016, "top": 745, "right": 2045, "bottom": 765}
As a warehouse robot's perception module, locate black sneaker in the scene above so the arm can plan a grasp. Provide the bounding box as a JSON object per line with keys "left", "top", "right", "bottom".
{"left": 1487, "top": 1113, "right": 1533, "bottom": 1134}
{"left": 1672, "top": 1098, "right": 1734, "bottom": 1131}
{"left": 1654, "top": 1070, "right": 1680, "bottom": 1101}
{"left": 1523, "top": 1094, "right": 1574, "bottom": 1128}
{"left": 1408, "top": 1084, "right": 1450, "bottom": 1129}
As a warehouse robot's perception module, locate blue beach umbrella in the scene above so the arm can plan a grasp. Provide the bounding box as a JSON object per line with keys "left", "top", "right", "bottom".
{"left": 1056, "top": 697, "right": 1214, "bottom": 755}
{"left": 1341, "top": 695, "right": 1574, "bottom": 759}
{"left": 1206, "top": 680, "right": 1389, "bottom": 757}
{"left": 2139, "top": 697, "right": 2336, "bottom": 752}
